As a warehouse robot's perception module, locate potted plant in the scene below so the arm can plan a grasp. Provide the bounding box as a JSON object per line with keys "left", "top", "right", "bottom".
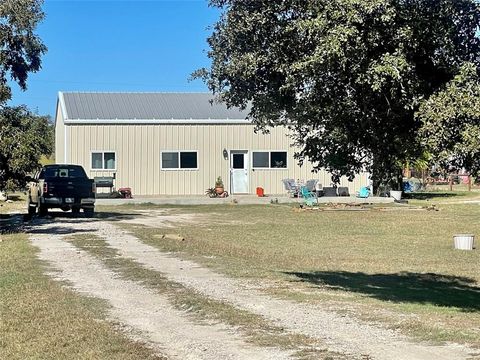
{"left": 215, "top": 176, "right": 224, "bottom": 195}
{"left": 205, "top": 187, "right": 217, "bottom": 198}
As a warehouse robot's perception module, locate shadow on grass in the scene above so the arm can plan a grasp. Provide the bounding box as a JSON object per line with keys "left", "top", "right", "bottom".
{"left": 1, "top": 211, "right": 144, "bottom": 234}
{"left": 403, "top": 192, "right": 463, "bottom": 200}
{"left": 5, "top": 194, "right": 24, "bottom": 202}
{"left": 285, "top": 271, "right": 480, "bottom": 312}
{"left": 28, "top": 226, "right": 96, "bottom": 235}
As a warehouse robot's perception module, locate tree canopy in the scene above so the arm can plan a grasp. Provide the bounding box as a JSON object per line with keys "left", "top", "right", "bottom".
{"left": 196, "top": 0, "right": 480, "bottom": 190}
{"left": 0, "top": 0, "right": 46, "bottom": 104}
{"left": 418, "top": 63, "right": 480, "bottom": 177}
{"left": 0, "top": 106, "right": 53, "bottom": 191}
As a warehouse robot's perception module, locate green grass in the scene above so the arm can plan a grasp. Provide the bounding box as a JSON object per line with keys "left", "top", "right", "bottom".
{"left": 68, "top": 234, "right": 340, "bottom": 360}
{"left": 0, "top": 192, "right": 26, "bottom": 216}
{"left": 108, "top": 201, "right": 480, "bottom": 346}
{"left": 0, "top": 232, "right": 164, "bottom": 359}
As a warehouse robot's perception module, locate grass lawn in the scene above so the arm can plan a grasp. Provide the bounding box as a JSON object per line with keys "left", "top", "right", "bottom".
{"left": 68, "top": 234, "right": 334, "bottom": 359}
{"left": 0, "top": 232, "right": 164, "bottom": 359}
{"left": 111, "top": 197, "right": 480, "bottom": 346}
{"left": 2, "top": 190, "right": 480, "bottom": 354}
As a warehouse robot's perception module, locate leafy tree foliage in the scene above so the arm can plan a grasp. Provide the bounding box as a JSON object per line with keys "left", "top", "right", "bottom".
{"left": 418, "top": 63, "right": 480, "bottom": 177}
{"left": 0, "top": 106, "right": 53, "bottom": 191}
{"left": 196, "top": 0, "right": 480, "bottom": 190}
{"left": 0, "top": 0, "right": 46, "bottom": 104}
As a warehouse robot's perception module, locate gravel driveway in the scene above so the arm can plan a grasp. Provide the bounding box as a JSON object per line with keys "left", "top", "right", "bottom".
{"left": 28, "top": 215, "right": 478, "bottom": 360}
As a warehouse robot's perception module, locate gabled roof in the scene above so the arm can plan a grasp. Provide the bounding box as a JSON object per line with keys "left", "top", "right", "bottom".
{"left": 58, "top": 92, "right": 250, "bottom": 124}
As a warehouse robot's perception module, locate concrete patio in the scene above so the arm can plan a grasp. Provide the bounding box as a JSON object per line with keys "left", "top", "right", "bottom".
{"left": 96, "top": 195, "right": 396, "bottom": 206}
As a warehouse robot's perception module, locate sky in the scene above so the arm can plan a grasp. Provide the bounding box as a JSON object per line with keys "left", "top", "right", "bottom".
{"left": 8, "top": 0, "right": 220, "bottom": 118}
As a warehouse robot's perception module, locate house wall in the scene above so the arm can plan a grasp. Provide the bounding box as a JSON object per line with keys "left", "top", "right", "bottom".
{"left": 62, "top": 122, "right": 370, "bottom": 196}
{"left": 54, "top": 104, "right": 65, "bottom": 163}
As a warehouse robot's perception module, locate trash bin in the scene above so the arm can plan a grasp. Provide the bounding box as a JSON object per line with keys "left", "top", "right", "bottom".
{"left": 453, "top": 234, "right": 475, "bottom": 250}
{"left": 256, "top": 187, "right": 264, "bottom": 197}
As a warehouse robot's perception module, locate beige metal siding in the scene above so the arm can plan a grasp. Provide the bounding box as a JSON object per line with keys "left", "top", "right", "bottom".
{"left": 63, "top": 123, "right": 370, "bottom": 196}
{"left": 54, "top": 105, "right": 65, "bottom": 163}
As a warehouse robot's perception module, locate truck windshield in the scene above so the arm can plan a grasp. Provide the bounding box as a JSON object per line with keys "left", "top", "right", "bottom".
{"left": 41, "top": 166, "right": 87, "bottom": 179}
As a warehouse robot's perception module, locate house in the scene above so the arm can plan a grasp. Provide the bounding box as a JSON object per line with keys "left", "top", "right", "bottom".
{"left": 55, "top": 92, "right": 369, "bottom": 196}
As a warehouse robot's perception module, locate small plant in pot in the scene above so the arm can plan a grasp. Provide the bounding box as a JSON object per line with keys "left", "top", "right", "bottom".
{"left": 215, "top": 176, "right": 224, "bottom": 195}
{"left": 205, "top": 187, "right": 217, "bottom": 198}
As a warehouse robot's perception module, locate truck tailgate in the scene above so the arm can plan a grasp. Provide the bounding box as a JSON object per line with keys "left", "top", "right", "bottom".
{"left": 44, "top": 179, "right": 94, "bottom": 199}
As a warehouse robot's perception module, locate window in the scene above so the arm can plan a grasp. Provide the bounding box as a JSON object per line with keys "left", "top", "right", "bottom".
{"left": 162, "top": 152, "right": 179, "bottom": 169}
{"left": 162, "top": 151, "right": 198, "bottom": 170}
{"left": 252, "top": 151, "right": 287, "bottom": 169}
{"left": 252, "top": 152, "right": 269, "bottom": 168}
{"left": 41, "top": 166, "right": 87, "bottom": 179}
{"left": 270, "top": 151, "right": 287, "bottom": 168}
{"left": 91, "top": 152, "right": 116, "bottom": 170}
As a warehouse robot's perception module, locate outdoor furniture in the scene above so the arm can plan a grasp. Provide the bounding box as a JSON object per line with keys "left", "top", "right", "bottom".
{"left": 315, "top": 182, "right": 324, "bottom": 197}
{"left": 282, "top": 178, "right": 299, "bottom": 197}
{"left": 305, "top": 179, "right": 318, "bottom": 192}
{"left": 356, "top": 186, "right": 370, "bottom": 198}
{"left": 299, "top": 186, "right": 317, "bottom": 206}
{"left": 94, "top": 176, "right": 115, "bottom": 193}
{"left": 323, "top": 186, "right": 337, "bottom": 197}
{"left": 338, "top": 187, "right": 350, "bottom": 196}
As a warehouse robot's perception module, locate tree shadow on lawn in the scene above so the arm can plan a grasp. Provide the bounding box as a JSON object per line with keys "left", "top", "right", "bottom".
{"left": 284, "top": 271, "right": 480, "bottom": 312}
{"left": 1, "top": 211, "right": 144, "bottom": 235}
{"left": 28, "top": 226, "right": 96, "bottom": 235}
{"left": 403, "top": 192, "right": 464, "bottom": 200}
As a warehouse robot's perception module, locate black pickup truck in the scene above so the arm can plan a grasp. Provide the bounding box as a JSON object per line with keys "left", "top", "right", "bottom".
{"left": 27, "top": 164, "right": 96, "bottom": 216}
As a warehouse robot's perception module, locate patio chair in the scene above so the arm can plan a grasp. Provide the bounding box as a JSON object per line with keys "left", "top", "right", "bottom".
{"left": 305, "top": 179, "right": 318, "bottom": 192}
{"left": 338, "top": 187, "right": 350, "bottom": 196}
{"left": 299, "top": 186, "right": 317, "bottom": 206}
{"left": 356, "top": 186, "right": 370, "bottom": 198}
{"left": 282, "top": 178, "right": 298, "bottom": 197}
{"left": 323, "top": 186, "right": 338, "bottom": 197}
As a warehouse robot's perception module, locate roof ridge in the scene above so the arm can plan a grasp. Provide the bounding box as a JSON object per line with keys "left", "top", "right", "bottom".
{"left": 61, "top": 91, "right": 213, "bottom": 95}
{"left": 59, "top": 92, "right": 249, "bottom": 122}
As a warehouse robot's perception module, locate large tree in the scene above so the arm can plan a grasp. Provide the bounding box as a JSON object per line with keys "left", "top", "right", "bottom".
{"left": 0, "top": 106, "right": 53, "bottom": 191}
{"left": 0, "top": 0, "right": 46, "bottom": 104}
{"left": 195, "top": 0, "right": 480, "bottom": 191}
{"left": 418, "top": 63, "right": 480, "bottom": 177}
{"left": 0, "top": 0, "right": 47, "bottom": 192}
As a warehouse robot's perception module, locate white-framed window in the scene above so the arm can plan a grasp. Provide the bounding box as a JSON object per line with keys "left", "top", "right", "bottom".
{"left": 161, "top": 151, "right": 198, "bottom": 170}
{"left": 91, "top": 151, "right": 116, "bottom": 170}
{"left": 252, "top": 151, "right": 287, "bottom": 169}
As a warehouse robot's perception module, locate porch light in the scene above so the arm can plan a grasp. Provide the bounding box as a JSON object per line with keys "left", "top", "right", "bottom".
{"left": 223, "top": 148, "right": 228, "bottom": 159}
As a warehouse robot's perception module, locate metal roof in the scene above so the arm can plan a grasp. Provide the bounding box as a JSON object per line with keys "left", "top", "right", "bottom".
{"left": 60, "top": 92, "right": 249, "bottom": 121}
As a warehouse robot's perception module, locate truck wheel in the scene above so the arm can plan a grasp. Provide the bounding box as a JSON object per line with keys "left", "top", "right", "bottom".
{"left": 38, "top": 204, "right": 48, "bottom": 217}
{"left": 27, "top": 197, "right": 37, "bottom": 216}
{"left": 83, "top": 207, "right": 94, "bottom": 218}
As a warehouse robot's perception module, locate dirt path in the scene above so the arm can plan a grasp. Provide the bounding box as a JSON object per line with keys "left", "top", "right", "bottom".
{"left": 93, "top": 220, "right": 476, "bottom": 360}
{"left": 29, "top": 219, "right": 292, "bottom": 360}
{"left": 29, "top": 216, "right": 479, "bottom": 360}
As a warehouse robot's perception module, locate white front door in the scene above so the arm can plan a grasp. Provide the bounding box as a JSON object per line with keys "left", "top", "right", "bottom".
{"left": 230, "top": 150, "right": 248, "bottom": 194}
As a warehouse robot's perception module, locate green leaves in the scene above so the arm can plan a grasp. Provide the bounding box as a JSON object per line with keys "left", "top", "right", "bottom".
{"left": 417, "top": 63, "right": 480, "bottom": 176}
{"left": 0, "top": 0, "right": 46, "bottom": 104}
{"left": 199, "top": 0, "right": 480, "bottom": 190}
{"left": 0, "top": 106, "right": 53, "bottom": 191}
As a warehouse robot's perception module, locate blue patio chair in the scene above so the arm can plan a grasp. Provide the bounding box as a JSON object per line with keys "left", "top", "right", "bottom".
{"left": 300, "top": 186, "right": 317, "bottom": 206}
{"left": 357, "top": 186, "right": 370, "bottom": 198}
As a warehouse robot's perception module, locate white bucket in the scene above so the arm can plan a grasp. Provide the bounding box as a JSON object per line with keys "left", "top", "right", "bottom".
{"left": 453, "top": 234, "right": 475, "bottom": 250}
{"left": 390, "top": 190, "right": 402, "bottom": 201}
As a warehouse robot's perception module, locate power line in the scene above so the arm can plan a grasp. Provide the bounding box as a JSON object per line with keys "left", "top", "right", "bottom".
{"left": 27, "top": 78, "right": 204, "bottom": 87}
